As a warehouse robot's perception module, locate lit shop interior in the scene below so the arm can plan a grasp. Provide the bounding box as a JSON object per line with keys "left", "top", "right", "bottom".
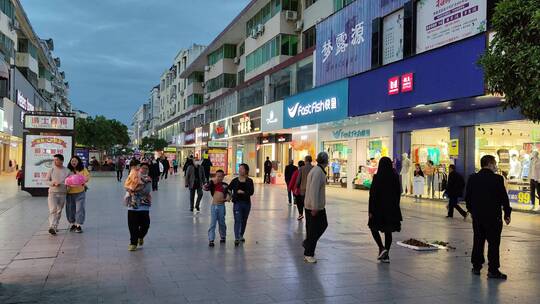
{"left": 257, "top": 134, "right": 292, "bottom": 184}
{"left": 475, "top": 120, "right": 540, "bottom": 204}
{"left": 0, "top": 133, "right": 23, "bottom": 172}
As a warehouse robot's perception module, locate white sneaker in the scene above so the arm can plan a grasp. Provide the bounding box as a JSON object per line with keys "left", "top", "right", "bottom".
{"left": 377, "top": 249, "right": 388, "bottom": 260}
{"left": 304, "top": 256, "right": 317, "bottom": 263}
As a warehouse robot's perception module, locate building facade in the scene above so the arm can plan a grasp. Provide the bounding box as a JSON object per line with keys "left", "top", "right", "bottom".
{"left": 0, "top": 0, "right": 71, "bottom": 173}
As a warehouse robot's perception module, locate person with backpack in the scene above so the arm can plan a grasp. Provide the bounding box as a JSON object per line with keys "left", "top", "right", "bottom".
{"left": 446, "top": 164, "right": 468, "bottom": 219}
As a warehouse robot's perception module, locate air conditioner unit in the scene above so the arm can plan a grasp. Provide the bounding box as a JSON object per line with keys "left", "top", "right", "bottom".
{"left": 205, "top": 94, "right": 211, "bottom": 100}
{"left": 233, "top": 57, "right": 240, "bottom": 64}
{"left": 250, "top": 28, "right": 258, "bottom": 39}
{"left": 256, "top": 24, "right": 265, "bottom": 35}
{"left": 9, "top": 20, "right": 20, "bottom": 32}
{"left": 204, "top": 65, "right": 211, "bottom": 72}
{"left": 295, "top": 20, "right": 304, "bottom": 32}
{"left": 201, "top": 83, "right": 206, "bottom": 88}
{"left": 179, "top": 90, "right": 184, "bottom": 96}
{"left": 285, "top": 10, "right": 298, "bottom": 21}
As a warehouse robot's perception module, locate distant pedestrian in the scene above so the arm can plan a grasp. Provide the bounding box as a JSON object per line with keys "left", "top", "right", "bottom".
{"left": 205, "top": 169, "right": 231, "bottom": 247}
{"left": 446, "top": 164, "right": 467, "bottom": 219}
{"left": 229, "top": 163, "right": 254, "bottom": 246}
{"left": 413, "top": 163, "right": 425, "bottom": 201}
{"left": 66, "top": 156, "right": 90, "bottom": 233}
{"left": 295, "top": 155, "right": 313, "bottom": 221}
{"left": 16, "top": 168, "right": 23, "bottom": 187}
{"left": 185, "top": 160, "right": 205, "bottom": 212}
{"left": 124, "top": 160, "right": 153, "bottom": 251}
{"left": 264, "top": 157, "right": 272, "bottom": 184}
{"left": 201, "top": 155, "right": 213, "bottom": 183}
{"left": 289, "top": 160, "right": 305, "bottom": 219}
{"left": 465, "top": 155, "right": 511, "bottom": 279}
{"left": 149, "top": 157, "right": 160, "bottom": 191}
{"left": 115, "top": 157, "right": 125, "bottom": 182}
{"left": 303, "top": 152, "right": 329, "bottom": 263}
{"left": 172, "top": 158, "right": 179, "bottom": 175}
{"left": 424, "top": 160, "right": 435, "bottom": 198}
{"left": 160, "top": 157, "right": 170, "bottom": 179}
{"left": 125, "top": 157, "right": 131, "bottom": 172}
{"left": 284, "top": 159, "right": 297, "bottom": 205}
{"left": 331, "top": 160, "right": 341, "bottom": 183}
{"left": 368, "top": 157, "right": 402, "bottom": 263}
{"left": 46, "top": 154, "right": 71, "bottom": 235}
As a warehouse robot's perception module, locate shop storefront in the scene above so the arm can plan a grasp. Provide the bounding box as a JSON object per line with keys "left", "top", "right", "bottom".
{"left": 0, "top": 98, "right": 25, "bottom": 173}
{"left": 318, "top": 118, "right": 393, "bottom": 189}
{"left": 228, "top": 108, "right": 261, "bottom": 177}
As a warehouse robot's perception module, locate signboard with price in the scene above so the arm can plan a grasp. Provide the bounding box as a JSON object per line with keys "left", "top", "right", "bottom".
{"left": 508, "top": 190, "right": 531, "bottom": 205}
{"left": 24, "top": 134, "right": 73, "bottom": 188}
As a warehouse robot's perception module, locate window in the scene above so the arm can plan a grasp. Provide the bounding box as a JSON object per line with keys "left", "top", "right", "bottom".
{"left": 270, "top": 67, "right": 292, "bottom": 102}
{"left": 187, "top": 94, "right": 204, "bottom": 107}
{"left": 245, "top": 34, "right": 298, "bottom": 73}
{"left": 205, "top": 73, "right": 237, "bottom": 93}
{"left": 238, "top": 79, "right": 264, "bottom": 113}
{"left": 303, "top": 26, "right": 316, "bottom": 50}
{"left": 187, "top": 71, "right": 204, "bottom": 84}
{"left": 0, "top": 32, "right": 14, "bottom": 61}
{"left": 208, "top": 44, "right": 237, "bottom": 65}
{"left": 334, "top": 0, "right": 354, "bottom": 11}
{"left": 239, "top": 42, "right": 245, "bottom": 56}
{"left": 246, "top": 0, "right": 282, "bottom": 36}
{"left": 237, "top": 69, "right": 245, "bottom": 85}
{"left": 0, "top": 0, "right": 14, "bottom": 20}
{"left": 282, "top": 0, "right": 299, "bottom": 11}
{"left": 305, "top": 0, "right": 317, "bottom": 8}
{"left": 296, "top": 56, "right": 313, "bottom": 93}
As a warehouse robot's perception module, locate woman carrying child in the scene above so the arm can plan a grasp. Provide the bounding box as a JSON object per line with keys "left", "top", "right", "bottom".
{"left": 124, "top": 160, "right": 153, "bottom": 251}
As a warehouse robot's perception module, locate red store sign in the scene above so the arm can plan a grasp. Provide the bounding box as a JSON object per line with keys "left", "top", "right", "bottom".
{"left": 388, "top": 73, "right": 414, "bottom": 95}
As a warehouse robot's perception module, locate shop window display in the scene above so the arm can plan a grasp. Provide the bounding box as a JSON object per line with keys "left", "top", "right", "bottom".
{"left": 475, "top": 121, "right": 540, "bottom": 207}
{"left": 411, "top": 128, "right": 450, "bottom": 198}
{"left": 324, "top": 141, "right": 347, "bottom": 186}
{"left": 351, "top": 138, "right": 390, "bottom": 190}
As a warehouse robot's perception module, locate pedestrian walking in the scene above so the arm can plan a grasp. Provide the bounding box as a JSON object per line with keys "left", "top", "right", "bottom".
{"left": 124, "top": 160, "right": 152, "bottom": 251}
{"left": 295, "top": 155, "right": 313, "bottom": 221}
{"left": 229, "top": 163, "right": 254, "bottom": 246}
{"left": 368, "top": 157, "right": 402, "bottom": 263}
{"left": 289, "top": 160, "right": 305, "bottom": 218}
{"left": 16, "top": 167, "right": 23, "bottom": 187}
{"left": 205, "top": 169, "right": 231, "bottom": 247}
{"left": 264, "top": 157, "right": 272, "bottom": 184}
{"left": 160, "top": 156, "right": 170, "bottom": 179}
{"left": 303, "top": 152, "right": 329, "bottom": 263}
{"left": 185, "top": 160, "right": 205, "bottom": 212}
{"left": 149, "top": 157, "right": 160, "bottom": 191}
{"left": 446, "top": 164, "right": 468, "bottom": 219}
{"left": 465, "top": 155, "right": 512, "bottom": 279}
{"left": 172, "top": 158, "right": 179, "bottom": 175}
{"left": 284, "top": 159, "right": 297, "bottom": 205}
{"left": 201, "top": 155, "right": 213, "bottom": 183}
{"left": 66, "top": 156, "right": 90, "bottom": 233}
{"left": 46, "top": 154, "right": 71, "bottom": 235}
{"left": 183, "top": 156, "right": 194, "bottom": 176}
{"left": 115, "top": 157, "right": 125, "bottom": 182}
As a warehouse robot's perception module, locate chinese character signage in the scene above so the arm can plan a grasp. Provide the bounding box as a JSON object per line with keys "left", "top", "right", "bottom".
{"left": 75, "top": 147, "right": 89, "bottom": 168}
{"left": 416, "top": 0, "right": 487, "bottom": 54}
{"left": 24, "top": 135, "right": 73, "bottom": 188}
{"left": 316, "top": 0, "right": 374, "bottom": 86}
{"left": 184, "top": 130, "right": 196, "bottom": 145}
{"left": 24, "top": 114, "right": 75, "bottom": 131}
{"left": 449, "top": 139, "right": 459, "bottom": 157}
{"left": 383, "top": 8, "right": 404, "bottom": 65}
{"left": 210, "top": 119, "right": 231, "bottom": 140}
{"left": 401, "top": 73, "right": 414, "bottom": 92}
{"left": 231, "top": 109, "right": 261, "bottom": 136}
{"left": 208, "top": 149, "right": 228, "bottom": 175}
{"left": 284, "top": 79, "right": 348, "bottom": 128}
{"left": 388, "top": 76, "right": 400, "bottom": 95}
{"left": 16, "top": 90, "right": 35, "bottom": 112}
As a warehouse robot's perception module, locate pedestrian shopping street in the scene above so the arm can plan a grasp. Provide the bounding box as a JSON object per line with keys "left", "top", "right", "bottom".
{"left": 1, "top": 174, "right": 539, "bottom": 304}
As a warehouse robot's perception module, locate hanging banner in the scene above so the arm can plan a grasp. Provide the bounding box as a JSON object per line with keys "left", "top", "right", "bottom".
{"left": 416, "top": 0, "right": 487, "bottom": 54}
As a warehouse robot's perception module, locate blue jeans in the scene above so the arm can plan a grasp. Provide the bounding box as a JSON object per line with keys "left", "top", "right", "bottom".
{"left": 66, "top": 192, "right": 86, "bottom": 225}
{"left": 208, "top": 204, "right": 226, "bottom": 241}
{"left": 233, "top": 202, "right": 251, "bottom": 240}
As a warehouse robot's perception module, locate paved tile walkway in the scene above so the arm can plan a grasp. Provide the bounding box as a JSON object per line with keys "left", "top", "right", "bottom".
{"left": 0, "top": 174, "right": 539, "bottom": 303}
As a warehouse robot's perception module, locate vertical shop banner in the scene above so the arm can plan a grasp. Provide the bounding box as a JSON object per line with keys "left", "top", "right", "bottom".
{"left": 416, "top": 0, "right": 487, "bottom": 54}
{"left": 209, "top": 149, "right": 228, "bottom": 175}
{"left": 315, "top": 0, "right": 374, "bottom": 86}
{"left": 284, "top": 79, "right": 348, "bottom": 128}
{"left": 383, "top": 8, "right": 404, "bottom": 65}
{"left": 75, "top": 147, "right": 90, "bottom": 168}
{"left": 24, "top": 135, "right": 73, "bottom": 188}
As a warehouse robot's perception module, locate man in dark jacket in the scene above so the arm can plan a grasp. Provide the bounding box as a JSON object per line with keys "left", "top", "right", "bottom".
{"left": 284, "top": 160, "right": 297, "bottom": 205}
{"left": 149, "top": 157, "right": 160, "bottom": 191}
{"left": 201, "top": 155, "right": 213, "bottom": 183}
{"left": 446, "top": 164, "right": 467, "bottom": 219}
{"left": 185, "top": 161, "right": 205, "bottom": 212}
{"left": 160, "top": 157, "right": 170, "bottom": 179}
{"left": 183, "top": 156, "right": 194, "bottom": 176}
{"left": 465, "top": 155, "right": 511, "bottom": 279}
{"left": 264, "top": 157, "right": 272, "bottom": 184}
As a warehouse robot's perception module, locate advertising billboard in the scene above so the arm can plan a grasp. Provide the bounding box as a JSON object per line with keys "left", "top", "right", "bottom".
{"left": 24, "top": 135, "right": 73, "bottom": 188}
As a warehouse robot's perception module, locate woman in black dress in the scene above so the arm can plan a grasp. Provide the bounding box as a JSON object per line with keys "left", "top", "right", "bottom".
{"left": 368, "top": 157, "right": 402, "bottom": 263}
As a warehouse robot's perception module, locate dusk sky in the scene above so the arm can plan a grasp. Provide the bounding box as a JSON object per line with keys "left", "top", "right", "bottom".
{"left": 21, "top": 0, "right": 250, "bottom": 125}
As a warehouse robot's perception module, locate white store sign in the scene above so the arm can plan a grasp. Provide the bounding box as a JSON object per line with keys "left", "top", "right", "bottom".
{"left": 318, "top": 120, "right": 393, "bottom": 141}
{"left": 416, "top": 0, "right": 487, "bottom": 54}
{"left": 24, "top": 135, "right": 73, "bottom": 188}
{"left": 261, "top": 100, "right": 284, "bottom": 132}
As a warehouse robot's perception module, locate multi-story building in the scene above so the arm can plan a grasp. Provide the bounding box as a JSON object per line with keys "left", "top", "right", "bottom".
{"left": 131, "top": 102, "right": 152, "bottom": 148}
{"left": 148, "top": 85, "right": 160, "bottom": 136}
{"left": 0, "top": 0, "right": 71, "bottom": 173}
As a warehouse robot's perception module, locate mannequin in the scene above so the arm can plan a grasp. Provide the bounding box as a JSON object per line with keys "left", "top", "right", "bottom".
{"left": 508, "top": 153, "right": 522, "bottom": 179}
{"left": 529, "top": 151, "right": 540, "bottom": 207}
{"left": 521, "top": 154, "right": 531, "bottom": 179}
{"left": 400, "top": 153, "right": 412, "bottom": 195}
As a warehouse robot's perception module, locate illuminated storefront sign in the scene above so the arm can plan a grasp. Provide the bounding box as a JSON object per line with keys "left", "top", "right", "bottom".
{"left": 24, "top": 114, "right": 75, "bottom": 130}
